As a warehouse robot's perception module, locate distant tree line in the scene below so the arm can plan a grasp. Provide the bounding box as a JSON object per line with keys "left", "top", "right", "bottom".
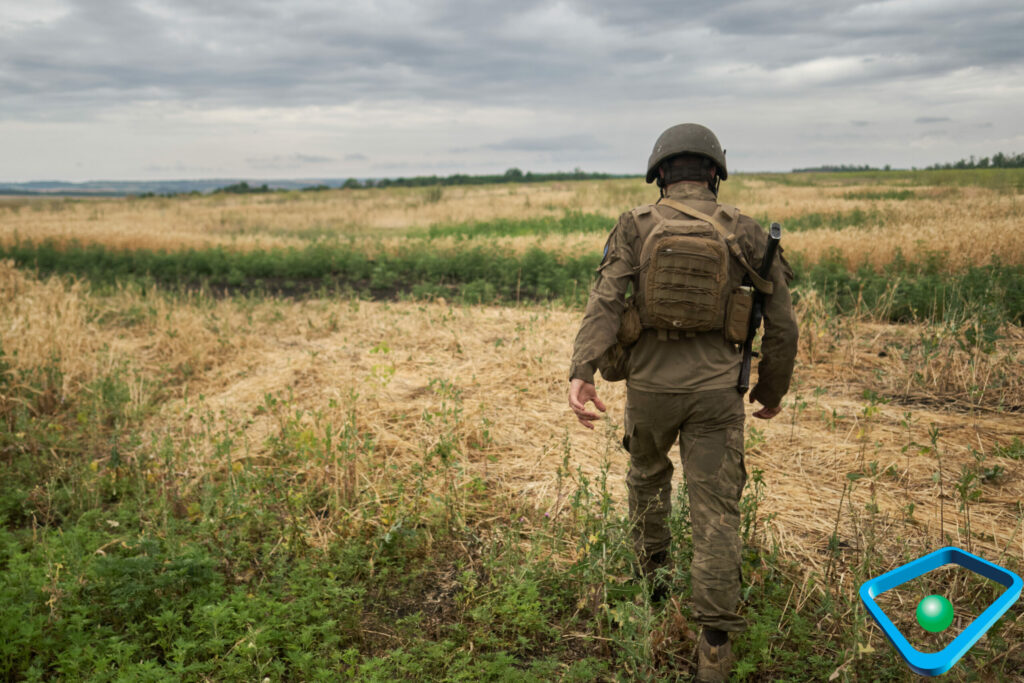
{"left": 343, "top": 167, "right": 621, "bottom": 190}
{"left": 926, "top": 152, "right": 1024, "bottom": 170}
{"left": 191, "top": 169, "right": 623, "bottom": 197}
{"left": 792, "top": 152, "right": 1024, "bottom": 174}
{"left": 792, "top": 164, "right": 891, "bottom": 173}
{"left": 212, "top": 182, "right": 272, "bottom": 194}
{"left": 136, "top": 191, "right": 202, "bottom": 198}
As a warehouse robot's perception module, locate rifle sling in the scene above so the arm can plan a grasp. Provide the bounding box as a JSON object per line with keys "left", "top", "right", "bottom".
{"left": 657, "top": 197, "right": 774, "bottom": 295}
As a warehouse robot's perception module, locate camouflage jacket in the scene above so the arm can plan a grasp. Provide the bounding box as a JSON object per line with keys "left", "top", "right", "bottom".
{"left": 568, "top": 183, "right": 799, "bottom": 408}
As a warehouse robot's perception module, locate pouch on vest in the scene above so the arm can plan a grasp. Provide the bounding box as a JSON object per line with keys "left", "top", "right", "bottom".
{"left": 597, "top": 299, "right": 641, "bottom": 382}
{"left": 724, "top": 286, "right": 754, "bottom": 344}
{"left": 597, "top": 341, "right": 630, "bottom": 382}
{"left": 617, "top": 299, "right": 642, "bottom": 347}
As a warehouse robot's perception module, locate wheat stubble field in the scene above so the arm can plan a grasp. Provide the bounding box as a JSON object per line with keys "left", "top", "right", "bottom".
{"left": 2, "top": 171, "right": 1023, "bottom": 681}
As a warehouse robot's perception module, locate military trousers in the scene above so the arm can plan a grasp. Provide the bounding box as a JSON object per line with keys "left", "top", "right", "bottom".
{"left": 624, "top": 386, "right": 747, "bottom": 632}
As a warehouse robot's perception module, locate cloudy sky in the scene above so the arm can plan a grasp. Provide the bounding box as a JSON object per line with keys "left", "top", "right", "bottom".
{"left": 2, "top": 0, "right": 1022, "bottom": 182}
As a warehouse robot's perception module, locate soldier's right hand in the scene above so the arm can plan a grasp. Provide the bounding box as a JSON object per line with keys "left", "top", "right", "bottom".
{"left": 749, "top": 393, "right": 783, "bottom": 420}
{"left": 569, "top": 379, "right": 606, "bottom": 430}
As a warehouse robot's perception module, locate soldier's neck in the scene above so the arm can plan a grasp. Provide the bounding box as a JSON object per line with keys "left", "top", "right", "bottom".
{"left": 663, "top": 181, "right": 716, "bottom": 201}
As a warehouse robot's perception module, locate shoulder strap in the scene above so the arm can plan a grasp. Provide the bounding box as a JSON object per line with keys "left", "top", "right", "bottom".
{"left": 630, "top": 204, "right": 659, "bottom": 243}
{"left": 657, "top": 197, "right": 774, "bottom": 295}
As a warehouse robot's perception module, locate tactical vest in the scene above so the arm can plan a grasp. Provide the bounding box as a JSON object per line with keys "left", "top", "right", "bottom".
{"left": 630, "top": 198, "right": 773, "bottom": 343}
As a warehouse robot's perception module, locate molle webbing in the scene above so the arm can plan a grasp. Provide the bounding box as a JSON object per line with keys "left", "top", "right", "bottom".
{"left": 656, "top": 198, "right": 774, "bottom": 295}
{"left": 631, "top": 203, "right": 729, "bottom": 334}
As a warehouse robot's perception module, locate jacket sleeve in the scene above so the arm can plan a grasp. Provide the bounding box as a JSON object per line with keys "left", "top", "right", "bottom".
{"left": 750, "top": 248, "right": 799, "bottom": 408}
{"left": 568, "top": 214, "right": 637, "bottom": 383}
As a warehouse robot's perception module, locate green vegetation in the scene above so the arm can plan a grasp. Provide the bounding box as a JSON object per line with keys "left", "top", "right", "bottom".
{"left": 3, "top": 347, "right": 1019, "bottom": 680}
{"left": 791, "top": 248, "right": 1024, "bottom": 325}
{"left": 1, "top": 351, "right": 618, "bottom": 679}
{"left": 0, "top": 239, "right": 597, "bottom": 304}
{"left": 359, "top": 167, "right": 625, "bottom": 190}
{"left": 992, "top": 438, "right": 1024, "bottom": 461}
{"left": 418, "top": 211, "right": 611, "bottom": 239}
{"left": 927, "top": 152, "right": 1024, "bottom": 170}
{"left": 213, "top": 182, "right": 273, "bottom": 195}
{"left": 792, "top": 164, "right": 891, "bottom": 173}
{"left": 0, "top": 352, "right": 991, "bottom": 683}
{"left": 842, "top": 190, "right": 918, "bottom": 201}
{"left": 4, "top": 226, "right": 1023, "bottom": 324}
{"left": 754, "top": 208, "right": 881, "bottom": 232}
{"left": 794, "top": 252, "right": 1024, "bottom": 326}
{"left": 793, "top": 152, "right": 1024, "bottom": 173}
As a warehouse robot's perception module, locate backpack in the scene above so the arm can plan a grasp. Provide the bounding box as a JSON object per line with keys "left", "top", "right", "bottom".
{"left": 630, "top": 198, "right": 773, "bottom": 342}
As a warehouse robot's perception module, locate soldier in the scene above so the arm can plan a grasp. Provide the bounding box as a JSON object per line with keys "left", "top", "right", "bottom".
{"left": 567, "top": 123, "right": 798, "bottom": 682}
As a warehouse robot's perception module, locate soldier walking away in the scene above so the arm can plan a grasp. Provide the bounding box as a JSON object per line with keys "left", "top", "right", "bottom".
{"left": 567, "top": 123, "right": 798, "bottom": 682}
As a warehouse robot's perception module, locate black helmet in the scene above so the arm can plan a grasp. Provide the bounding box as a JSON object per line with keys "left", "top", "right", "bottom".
{"left": 645, "top": 123, "right": 728, "bottom": 184}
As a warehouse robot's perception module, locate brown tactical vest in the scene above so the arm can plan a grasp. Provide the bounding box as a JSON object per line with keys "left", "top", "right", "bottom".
{"left": 630, "top": 198, "right": 772, "bottom": 343}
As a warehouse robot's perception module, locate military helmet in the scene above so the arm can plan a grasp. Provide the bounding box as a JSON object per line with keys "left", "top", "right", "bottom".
{"left": 645, "top": 123, "right": 728, "bottom": 183}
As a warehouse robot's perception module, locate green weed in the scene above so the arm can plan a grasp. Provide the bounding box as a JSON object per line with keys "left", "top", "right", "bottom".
{"left": 843, "top": 189, "right": 918, "bottom": 201}
{"left": 992, "top": 437, "right": 1024, "bottom": 461}
{"left": 419, "top": 210, "right": 611, "bottom": 239}
{"left": 755, "top": 208, "right": 881, "bottom": 232}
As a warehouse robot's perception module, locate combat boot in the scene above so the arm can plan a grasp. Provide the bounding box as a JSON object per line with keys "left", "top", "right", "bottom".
{"left": 697, "top": 630, "right": 733, "bottom": 682}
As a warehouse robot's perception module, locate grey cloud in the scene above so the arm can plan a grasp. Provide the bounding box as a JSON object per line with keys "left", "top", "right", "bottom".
{"left": 484, "top": 134, "right": 603, "bottom": 152}
{"left": 2, "top": 0, "right": 1022, "bottom": 180}
{"left": 584, "top": 0, "right": 1024, "bottom": 89}
{"left": 0, "top": 0, "right": 685, "bottom": 116}
{"left": 144, "top": 162, "right": 222, "bottom": 174}
{"left": 294, "top": 154, "right": 334, "bottom": 163}
{"left": 5, "top": 0, "right": 1021, "bottom": 118}
{"left": 915, "top": 117, "right": 951, "bottom": 124}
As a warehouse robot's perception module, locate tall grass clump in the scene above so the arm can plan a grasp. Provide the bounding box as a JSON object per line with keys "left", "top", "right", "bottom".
{"left": 0, "top": 239, "right": 601, "bottom": 305}
{"left": 791, "top": 250, "right": 1024, "bottom": 325}
{"left": 754, "top": 208, "right": 881, "bottom": 232}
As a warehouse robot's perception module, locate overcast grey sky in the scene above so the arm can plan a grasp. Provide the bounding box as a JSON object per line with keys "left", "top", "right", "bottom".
{"left": 2, "top": 0, "right": 1022, "bottom": 181}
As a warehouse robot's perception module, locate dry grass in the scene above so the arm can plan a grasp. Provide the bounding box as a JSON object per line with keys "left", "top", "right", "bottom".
{"left": 4, "top": 262, "right": 1022, "bottom": 584}
{"left": 0, "top": 180, "right": 645, "bottom": 253}
{"left": 772, "top": 296, "right": 1024, "bottom": 578}
{"left": 5, "top": 175, "right": 1023, "bottom": 678}
{"left": 4, "top": 178, "right": 1022, "bottom": 271}
{"left": 781, "top": 185, "right": 1024, "bottom": 270}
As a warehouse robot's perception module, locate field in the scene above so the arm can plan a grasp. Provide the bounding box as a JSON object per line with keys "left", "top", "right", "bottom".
{"left": 2, "top": 170, "right": 1023, "bottom": 681}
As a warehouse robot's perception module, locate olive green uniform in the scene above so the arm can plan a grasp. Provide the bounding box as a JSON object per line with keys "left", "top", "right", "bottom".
{"left": 569, "top": 183, "right": 798, "bottom": 633}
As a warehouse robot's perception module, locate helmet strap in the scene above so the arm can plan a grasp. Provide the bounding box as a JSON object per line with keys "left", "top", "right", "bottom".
{"left": 709, "top": 174, "right": 720, "bottom": 197}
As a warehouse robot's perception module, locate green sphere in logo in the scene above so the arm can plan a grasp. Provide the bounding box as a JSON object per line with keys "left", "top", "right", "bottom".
{"left": 916, "top": 595, "right": 954, "bottom": 633}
